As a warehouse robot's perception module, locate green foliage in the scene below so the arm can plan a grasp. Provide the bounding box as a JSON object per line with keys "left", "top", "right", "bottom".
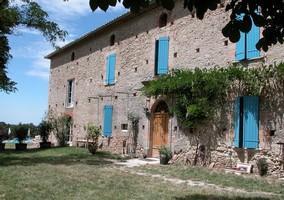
{"left": 38, "top": 120, "right": 52, "bottom": 143}
{"left": 14, "top": 124, "right": 28, "bottom": 143}
{"left": 49, "top": 115, "right": 72, "bottom": 146}
{"left": 257, "top": 158, "right": 269, "bottom": 176}
{"left": 0, "top": 0, "right": 67, "bottom": 93}
{"left": 159, "top": 145, "right": 172, "bottom": 164}
{"left": 159, "top": 146, "right": 172, "bottom": 158}
{"left": 86, "top": 124, "right": 101, "bottom": 154}
{"left": 86, "top": 124, "right": 101, "bottom": 142}
{"left": 89, "top": 0, "right": 284, "bottom": 52}
{"left": 143, "top": 63, "right": 284, "bottom": 128}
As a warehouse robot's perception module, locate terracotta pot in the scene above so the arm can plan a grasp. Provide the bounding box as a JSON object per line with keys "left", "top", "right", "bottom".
{"left": 40, "top": 142, "right": 51, "bottom": 149}
{"left": 15, "top": 143, "right": 27, "bottom": 151}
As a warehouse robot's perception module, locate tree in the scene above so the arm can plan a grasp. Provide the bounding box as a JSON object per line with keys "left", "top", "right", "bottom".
{"left": 0, "top": 0, "right": 67, "bottom": 93}
{"left": 89, "top": 0, "right": 284, "bottom": 52}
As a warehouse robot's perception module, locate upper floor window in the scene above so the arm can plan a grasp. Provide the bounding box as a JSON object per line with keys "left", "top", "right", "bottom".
{"left": 159, "top": 13, "right": 168, "bottom": 28}
{"left": 155, "top": 36, "right": 169, "bottom": 75}
{"left": 71, "top": 52, "right": 75, "bottom": 61}
{"left": 66, "top": 79, "right": 74, "bottom": 107}
{"left": 110, "top": 34, "right": 115, "bottom": 46}
{"left": 105, "top": 53, "right": 116, "bottom": 85}
{"left": 235, "top": 15, "right": 260, "bottom": 61}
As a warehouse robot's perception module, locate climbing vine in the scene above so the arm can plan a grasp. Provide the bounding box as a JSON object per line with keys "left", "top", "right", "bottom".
{"left": 143, "top": 63, "right": 284, "bottom": 128}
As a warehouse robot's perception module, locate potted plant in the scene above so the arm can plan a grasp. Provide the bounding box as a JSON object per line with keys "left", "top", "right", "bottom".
{"left": 159, "top": 146, "right": 172, "bottom": 165}
{"left": 39, "top": 120, "right": 52, "bottom": 148}
{"left": 86, "top": 124, "right": 101, "bottom": 154}
{"left": 0, "top": 130, "right": 7, "bottom": 151}
{"left": 15, "top": 125, "right": 28, "bottom": 151}
{"left": 257, "top": 158, "right": 269, "bottom": 176}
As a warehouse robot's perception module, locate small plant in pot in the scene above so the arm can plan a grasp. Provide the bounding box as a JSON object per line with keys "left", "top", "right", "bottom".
{"left": 0, "top": 130, "right": 8, "bottom": 151}
{"left": 86, "top": 124, "right": 101, "bottom": 154}
{"left": 15, "top": 125, "right": 28, "bottom": 151}
{"left": 39, "top": 120, "right": 52, "bottom": 148}
{"left": 159, "top": 146, "right": 172, "bottom": 165}
{"left": 257, "top": 158, "right": 269, "bottom": 176}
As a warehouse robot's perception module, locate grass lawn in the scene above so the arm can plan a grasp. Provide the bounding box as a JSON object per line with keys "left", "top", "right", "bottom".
{"left": 137, "top": 165, "right": 284, "bottom": 195}
{"left": 0, "top": 147, "right": 282, "bottom": 200}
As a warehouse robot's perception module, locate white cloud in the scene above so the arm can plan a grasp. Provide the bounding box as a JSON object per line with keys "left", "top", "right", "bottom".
{"left": 37, "top": 0, "right": 90, "bottom": 19}
{"left": 26, "top": 69, "right": 49, "bottom": 80}
{"left": 37, "top": 0, "right": 127, "bottom": 21}
{"left": 15, "top": 26, "right": 41, "bottom": 36}
{"left": 23, "top": 38, "right": 75, "bottom": 80}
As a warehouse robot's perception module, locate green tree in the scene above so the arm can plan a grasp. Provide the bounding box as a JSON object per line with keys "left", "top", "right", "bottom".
{"left": 89, "top": 0, "right": 284, "bottom": 52}
{"left": 0, "top": 0, "right": 67, "bottom": 93}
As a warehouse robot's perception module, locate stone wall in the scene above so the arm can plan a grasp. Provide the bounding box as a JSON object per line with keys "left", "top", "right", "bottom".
{"left": 47, "top": 0, "right": 284, "bottom": 176}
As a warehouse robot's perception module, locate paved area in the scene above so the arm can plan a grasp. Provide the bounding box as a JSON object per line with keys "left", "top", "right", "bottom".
{"left": 115, "top": 158, "right": 160, "bottom": 167}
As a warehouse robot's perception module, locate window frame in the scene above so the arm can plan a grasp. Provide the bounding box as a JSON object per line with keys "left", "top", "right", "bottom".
{"left": 66, "top": 79, "right": 75, "bottom": 108}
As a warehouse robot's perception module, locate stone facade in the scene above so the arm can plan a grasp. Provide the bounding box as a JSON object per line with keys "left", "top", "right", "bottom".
{"left": 47, "top": 0, "right": 284, "bottom": 176}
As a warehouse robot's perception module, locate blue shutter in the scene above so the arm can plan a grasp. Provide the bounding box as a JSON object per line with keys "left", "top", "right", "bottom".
{"left": 108, "top": 54, "right": 116, "bottom": 84}
{"left": 243, "top": 96, "right": 259, "bottom": 149}
{"left": 235, "top": 14, "right": 245, "bottom": 61}
{"left": 247, "top": 19, "right": 260, "bottom": 59}
{"left": 103, "top": 105, "right": 113, "bottom": 137}
{"left": 236, "top": 32, "right": 246, "bottom": 61}
{"left": 233, "top": 97, "right": 241, "bottom": 147}
{"left": 157, "top": 36, "right": 169, "bottom": 75}
{"left": 105, "top": 56, "right": 110, "bottom": 84}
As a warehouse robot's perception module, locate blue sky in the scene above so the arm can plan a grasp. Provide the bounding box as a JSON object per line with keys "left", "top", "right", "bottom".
{"left": 0, "top": 0, "right": 127, "bottom": 125}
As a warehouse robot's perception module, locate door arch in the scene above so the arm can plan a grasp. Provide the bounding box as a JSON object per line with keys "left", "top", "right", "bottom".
{"left": 150, "top": 100, "right": 169, "bottom": 157}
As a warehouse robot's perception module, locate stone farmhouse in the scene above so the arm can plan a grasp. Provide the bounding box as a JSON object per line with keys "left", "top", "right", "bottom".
{"left": 46, "top": 0, "right": 284, "bottom": 175}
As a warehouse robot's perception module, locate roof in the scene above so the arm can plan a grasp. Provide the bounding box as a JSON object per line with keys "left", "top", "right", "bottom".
{"left": 45, "top": 4, "right": 158, "bottom": 59}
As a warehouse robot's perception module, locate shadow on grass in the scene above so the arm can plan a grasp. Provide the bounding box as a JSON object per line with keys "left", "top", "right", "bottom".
{"left": 175, "top": 194, "right": 272, "bottom": 200}
{"left": 0, "top": 147, "right": 123, "bottom": 167}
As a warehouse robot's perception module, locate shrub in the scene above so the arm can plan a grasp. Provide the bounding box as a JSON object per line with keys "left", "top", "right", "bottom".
{"left": 50, "top": 115, "right": 72, "bottom": 146}
{"left": 257, "top": 158, "right": 268, "bottom": 176}
{"left": 86, "top": 124, "right": 101, "bottom": 154}
{"left": 38, "top": 120, "right": 52, "bottom": 143}
{"left": 15, "top": 125, "right": 28, "bottom": 143}
{"left": 159, "top": 146, "right": 172, "bottom": 165}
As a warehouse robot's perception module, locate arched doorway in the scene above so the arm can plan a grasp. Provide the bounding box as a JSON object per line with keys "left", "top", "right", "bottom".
{"left": 150, "top": 100, "right": 169, "bottom": 157}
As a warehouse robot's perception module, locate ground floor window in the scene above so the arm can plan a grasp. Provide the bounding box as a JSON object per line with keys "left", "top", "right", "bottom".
{"left": 103, "top": 105, "right": 113, "bottom": 137}
{"left": 234, "top": 96, "right": 259, "bottom": 149}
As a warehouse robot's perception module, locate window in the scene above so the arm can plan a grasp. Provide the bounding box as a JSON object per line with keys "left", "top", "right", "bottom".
{"left": 234, "top": 96, "right": 259, "bottom": 149}
{"left": 121, "top": 124, "right": 128, "bottom": 131}
{"left": 236, "top": 15, "right": 260, "bottom": 61}
{"left": 66, "top": 79, "right": 74, "bottom": 107}
{"left": 71, "top": 52, "right": 75, "bottom": 61}
{"left": 103, "top": 105, "right": 113, "bottom": 137}
{"left": 159, "top": 13, "right": 168, "bottom": 28}
{"left": 105, "top": 53, "right": 116, "bottom": 85}
{"left": 155, "top": 36, "right": 169, "bottom": 75}
{"left": 110, "top": 34, "right": 115, "bottom": 46}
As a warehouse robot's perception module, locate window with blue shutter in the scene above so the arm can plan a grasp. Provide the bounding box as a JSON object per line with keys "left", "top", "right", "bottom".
{"left": 155, "top": 36, "right": 169, "bottom": 75}
{"left": 233, "top": 96, "right": 259, "bottom": 149}
{"left": 235, "top": 15, "right": 260, "bottom": 61}
{"left": 103, "top": 105, "right": 113, "bottom": 137}
{"left": 105, "top": 53, "right": 116, "bottom": 85}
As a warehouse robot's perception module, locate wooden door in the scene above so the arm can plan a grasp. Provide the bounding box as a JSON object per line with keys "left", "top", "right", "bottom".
{"left": 151, "top": 113, "right": 169, "bottom": 157}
